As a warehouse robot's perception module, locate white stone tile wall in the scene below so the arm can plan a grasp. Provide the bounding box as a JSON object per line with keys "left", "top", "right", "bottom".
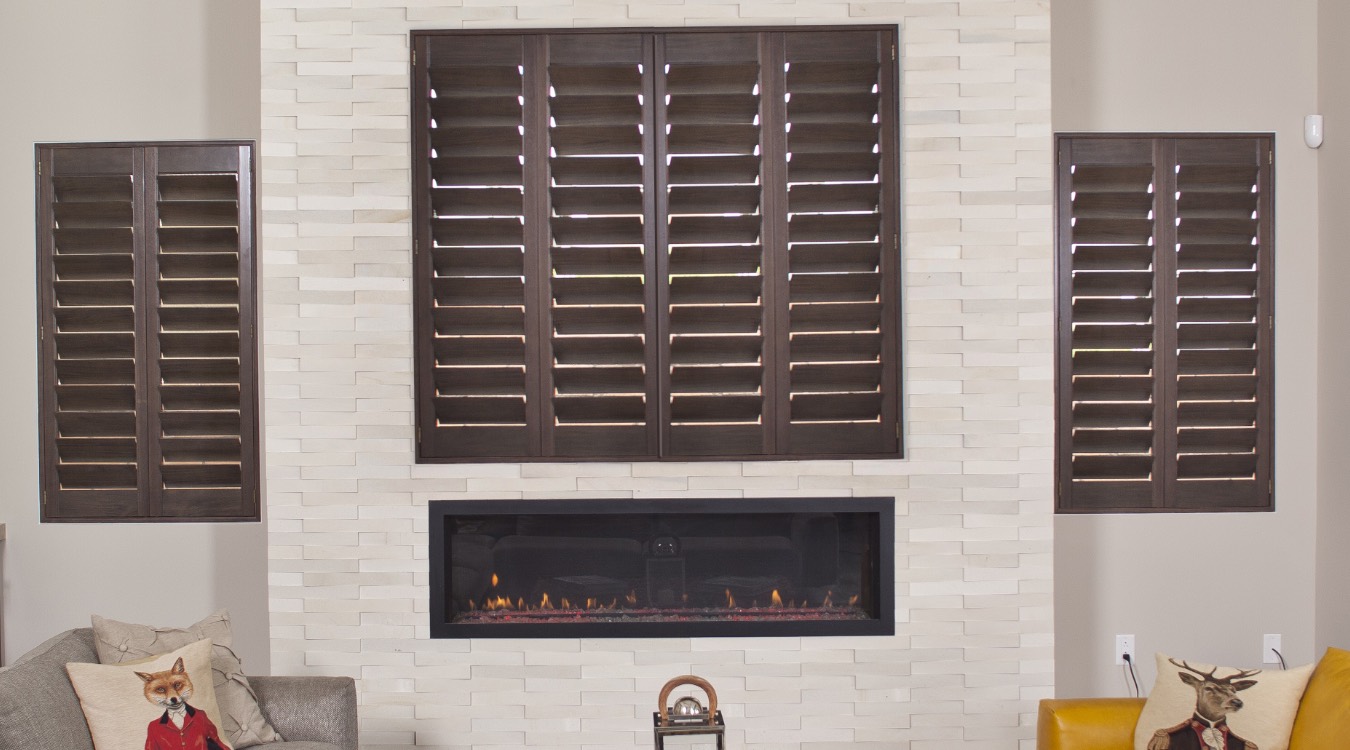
{"left": 261, "top": 0, "right": 1052, "bottom": 747}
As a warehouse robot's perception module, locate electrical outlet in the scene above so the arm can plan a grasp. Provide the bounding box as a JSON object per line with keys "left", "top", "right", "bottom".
{"left": 1263, "top": 634, "right": 1282, "bottom": 664}
{"left": 1115, "top": 634, "right": 1136, "bottom": 666}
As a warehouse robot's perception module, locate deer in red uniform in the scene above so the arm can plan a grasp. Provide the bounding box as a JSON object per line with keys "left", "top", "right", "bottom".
{"left": 1147, "top": 659, "right": 1261, "bottom": 750}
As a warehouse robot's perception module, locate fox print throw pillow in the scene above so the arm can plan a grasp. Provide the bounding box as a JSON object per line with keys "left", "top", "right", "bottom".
{"left": 92, "top": 611, "right": 280, "bottom": 747}
{"left": 1135, "top": 653, "right": 1313, "bottom": 750}
{"left": 67, "top": 638, "right": 234, "bottom": 750}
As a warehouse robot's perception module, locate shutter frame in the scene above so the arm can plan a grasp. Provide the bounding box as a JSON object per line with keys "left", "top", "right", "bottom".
{"left": 37, "top": 141, "right": 259, "bottom": 522}
{"left": 412, "top": 26, "right": 903, "bottom": 463}
{"left": 1055, "top": 133, "right": 1274, "bottom": 513}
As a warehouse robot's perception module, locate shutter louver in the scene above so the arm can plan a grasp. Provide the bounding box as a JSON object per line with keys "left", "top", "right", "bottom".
{"left": 1056, "top": 135, "right": 1273, "bottom": 512}
{"left": 661, "top": 33, "right": 772, "bottom": 456}
{"left": 782, "top": 31, "right": 898, "bottom": 455}
{"left": 38, "top": 142, "right": 258, "bottom": 521}
{"left": 544, "top": 34, "right": 658, "bottom": 457}
{"left": 418, "top": 36, "right": 535, "bottom": 458}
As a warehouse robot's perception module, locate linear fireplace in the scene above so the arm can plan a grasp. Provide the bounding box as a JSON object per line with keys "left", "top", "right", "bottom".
{"left": 429, "top": 497, "right": 894, "bottom": 638}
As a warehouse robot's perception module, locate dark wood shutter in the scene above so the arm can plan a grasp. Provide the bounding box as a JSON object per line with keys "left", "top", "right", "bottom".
{"left": 543, "top": 33, "right": 660, "bottom": 458}
{"left": 415, "top": 36, "right": 536, "bottom": 459}
{"left": 780, "top": 30, "right": 900, "bottom": 456}
{"left": 413, "top": 27, "right": 901, "bottom": 463}
{"left": 37, "top": 142, "right": 258, "bottom": 521}
{"left": 660, "top": 32, "right": 774, "bottom": 457}
{"left": 1055, "top": 135, "right": 1273, "bottom": 512}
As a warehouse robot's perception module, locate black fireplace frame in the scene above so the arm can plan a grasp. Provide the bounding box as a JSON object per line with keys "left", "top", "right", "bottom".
{"left": 429, "top": 496, "right": 895, "bottom": 639}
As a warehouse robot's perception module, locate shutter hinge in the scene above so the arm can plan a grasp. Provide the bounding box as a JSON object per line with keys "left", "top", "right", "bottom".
{"left": 40, "top": 324, "right": 45, "bottom": 341}
{"left": 37, "top": 161, "right": 42, "bottom": 176}
{"left": 1269, "top": 479, "right": 1274, "bottom": 495}
{"left": 895, "top": 424, "right": 901, "bottom": 439}
{"left": 412, "top": 48, "right": 416, "bottom": 66}
{"left": 1268, "top": 150, "right": 1273, "bottom": 165}
{"left": 1269, "top": 315, "right": 1273, "bottom": 330}
{"left": 892, "top": 44, "right": 897, "bottom": 61}
{"left": 893, "top": 233, "right": 899, "bottom": 248}
{"left": 417, "top": 426, "right": 422, "bottom": 444}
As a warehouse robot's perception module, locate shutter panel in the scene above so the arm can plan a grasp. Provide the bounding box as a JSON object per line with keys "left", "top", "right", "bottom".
{"left": 1168, "top": 138, "right": 1273, "bottom": 509}
{"left": 37, "top": 142, "right": 258, "bottom": 521}
{"left": 1056, "top": 135, "right": 1273, "bottom": 512}
{"left": 660, "top": 32, "right": 774, "bottom": 456}
{"left": 149, "top": 145, "right": 258, "bottom": 518}
{"left": 416, "top": 35, "right": 537, "bottom": 458}
{"left": 543, "top": 34, "right": 659, "bottom": 457}
{"left": 39, "top": 147, "right": 143, "bottom": 518}
{"left": 411, "top": 27, "right": 903, "bottom": 463}
{"left": 1057, "top": 138, "right": 1161, "bottom": 510}
{"left": 780, "top": 30, "right": 900, "bottom": 455}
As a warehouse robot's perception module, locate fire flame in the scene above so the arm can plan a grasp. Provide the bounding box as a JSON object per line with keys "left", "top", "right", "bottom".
{"left": 771, "top": 590, "right": 783, "bottom": 608}
{"left": 491, "top": 573, "right": 499, "bottom": 587}
{"left": 541, "top": 593, "right": 553, "bottom": 609}
{"left": 725, "top": 589, "right": 736, "bottom": 608}
{"left": 823, "top": 591, "right": 834, "bottom": 607}
{"left": 848, "top": 594, "right": 859, "bottom": 606}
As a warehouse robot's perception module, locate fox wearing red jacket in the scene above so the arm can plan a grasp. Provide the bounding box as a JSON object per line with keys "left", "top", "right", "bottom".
{"left": 136, "top": 657, "right": 231, "bottom": 750}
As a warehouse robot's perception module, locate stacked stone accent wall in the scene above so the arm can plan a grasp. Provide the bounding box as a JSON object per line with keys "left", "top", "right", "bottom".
{"left": 261, "top": 1, "right": 1053, "bottom": 746}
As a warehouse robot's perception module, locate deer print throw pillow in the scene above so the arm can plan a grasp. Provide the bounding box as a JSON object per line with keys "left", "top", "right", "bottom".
{"left": 66, "top": 638, "right": 234, "bottom": 750}
{"left": 1135, "top": 653, "right": 1314, "bottom": 750}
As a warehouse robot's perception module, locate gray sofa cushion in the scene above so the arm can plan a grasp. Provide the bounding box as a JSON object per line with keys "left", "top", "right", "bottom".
{"left": 0, "top": 629, "right": 98, "bottom": 750}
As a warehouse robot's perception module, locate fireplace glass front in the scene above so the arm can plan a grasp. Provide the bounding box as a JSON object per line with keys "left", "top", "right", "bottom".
{"left": 429, "top": 497, "right": 894, "bottom": 638}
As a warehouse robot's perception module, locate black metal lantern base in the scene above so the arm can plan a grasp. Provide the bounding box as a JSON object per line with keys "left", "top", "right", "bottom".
{"left": 652, "top": 710, "right": 725, "bottom": 749}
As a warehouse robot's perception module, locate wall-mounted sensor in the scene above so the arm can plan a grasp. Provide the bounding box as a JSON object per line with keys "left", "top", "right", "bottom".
{"left": 1305, "top": 114, "right": 1324, "bottom": 149}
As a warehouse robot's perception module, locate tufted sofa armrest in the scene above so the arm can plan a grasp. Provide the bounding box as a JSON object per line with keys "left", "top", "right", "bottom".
{"left": 250, "top": 675, "right": 358, "bottom": 750}
{"left": 1037, "top": 698, "right": 1143, "bottom": 750}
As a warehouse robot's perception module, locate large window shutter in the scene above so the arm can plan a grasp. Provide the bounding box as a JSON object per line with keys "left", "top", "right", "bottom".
{"left": 660, "top": 32, "right": 773, "bottom": 457}
{"left": 1056, "top": 135, "right": 1273, "bottom": 512}
{"left": 543, "top": 33, "right": 660, "bottom": 457}
{"left": 413, "top": 27, "right": 901, "bottom": 463}
{"left": 415, "top": 36, "right": 536, "bottom": 459}
{"left": 37, "top": 142, "right": 258, "bottom": 521}
{"left": 781, "top": 30, "right": 900, "bottom": 456}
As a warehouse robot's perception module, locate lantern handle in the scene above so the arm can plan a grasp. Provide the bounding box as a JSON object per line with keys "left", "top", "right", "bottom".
{"left": 657, "top": 674, "right": 718, "bottom": 727}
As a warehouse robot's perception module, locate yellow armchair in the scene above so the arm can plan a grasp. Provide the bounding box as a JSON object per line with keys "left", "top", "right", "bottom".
{"left": 1037, "top": 647, "right": 1350, "bottom": 750}
{"left": 1037, "top": 698, "right": 1142, "bottom": 750}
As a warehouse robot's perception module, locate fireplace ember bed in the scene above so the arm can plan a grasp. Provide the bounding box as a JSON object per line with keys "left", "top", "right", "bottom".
{"left": 429, "top": 497, "right": 894, "bottom": 638}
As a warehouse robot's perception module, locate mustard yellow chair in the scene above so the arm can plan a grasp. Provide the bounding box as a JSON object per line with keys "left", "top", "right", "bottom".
{"left": 1037, "top": 648, "right": 1350, "bottom": 750}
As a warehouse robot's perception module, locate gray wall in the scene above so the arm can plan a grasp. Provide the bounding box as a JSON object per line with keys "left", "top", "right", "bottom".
{"left": 0, "top": 0, "right": 269, "bottom": 670}
{"left": 1052, "top": 0, "right": 1323, "bottom": 695}
{"left": 1317, "top": 0, "right": 1350, "bottom": 651}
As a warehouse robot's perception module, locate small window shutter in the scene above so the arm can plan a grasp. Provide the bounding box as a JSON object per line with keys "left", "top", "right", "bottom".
{"left": 780, "top": 30, "right": 900, "bottom": 456}
{"left": 148, "top": 145, "right": 258, "bottom": 518}
{"left": 39, "top": 147, "right": 144, "bottom": 518}
{"left": 1169, "top": 138, "right": 1273, "bottom": 509}
{"left": 415, "top": 35, "right": 537, "bottom": 459}
{"left": 1056, "top": 135, "right": 1273, "bottom": 512}
{"left": 38, "top": 142, "right": 258, "bottom": 521}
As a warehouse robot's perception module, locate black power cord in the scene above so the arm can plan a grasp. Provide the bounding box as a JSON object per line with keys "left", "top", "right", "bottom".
{"left": 1272, "top": 647, "right": 1287, "bottom": 670}
{"left": 1122, "top": 652, "right": 1141, "bottom": 698}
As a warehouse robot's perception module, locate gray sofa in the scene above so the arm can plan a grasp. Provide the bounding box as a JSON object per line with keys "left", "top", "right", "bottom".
{"left": 0, "top": 628, "right": 357, "bottom": 750}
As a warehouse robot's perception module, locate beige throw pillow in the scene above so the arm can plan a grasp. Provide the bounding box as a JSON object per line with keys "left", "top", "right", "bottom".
{"left": 1135, "top": 653, "right": 1313, "bottom": 750}
{"left": 92, "top": 611, "right": 280, "bottom": 748}
{"left": 67, "top": 638, "right": 234, "bottom": 750}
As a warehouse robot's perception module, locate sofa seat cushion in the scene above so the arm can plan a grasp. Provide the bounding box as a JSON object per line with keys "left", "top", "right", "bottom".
{"left": 0, "top": 629, "right": 99, "bottom": 750}
{"left": 258, "top": 743, "right": 345, "bottom": 750}
{"left": 1288, "top": 646, "right": 1350, "bottom": 748}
